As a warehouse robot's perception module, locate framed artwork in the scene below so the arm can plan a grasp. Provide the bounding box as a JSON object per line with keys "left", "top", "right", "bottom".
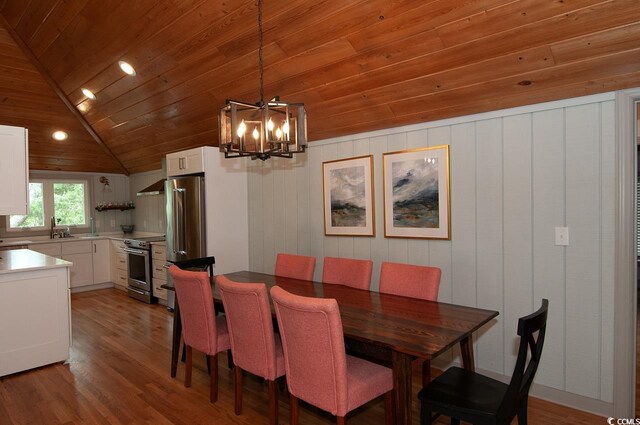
{"left": 382, "top": 145, "right": 450, "bottom": 239}
{"left": 322, "top": 155, "right": 375, "bottom": 236}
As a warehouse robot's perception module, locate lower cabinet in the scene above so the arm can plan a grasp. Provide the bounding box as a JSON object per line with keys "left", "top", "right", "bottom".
{"left": 110, "top": 240, "right": 128, "bottom": 290}
{"left": 92, "top": 240, "right": 111, "bottom": 284}
{"left": 151, "top": 243, "right": 167, "bottom": 302}
{"left": 28, "top": 239, "right": 112, "bottom": 290}
{"left": 61, "top": 241, "right": 93, "bottom": 289}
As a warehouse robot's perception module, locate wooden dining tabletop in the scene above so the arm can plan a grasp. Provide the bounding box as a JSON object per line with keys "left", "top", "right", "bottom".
{"left": 165, "top": 270, "right": 498, "bottom": 425}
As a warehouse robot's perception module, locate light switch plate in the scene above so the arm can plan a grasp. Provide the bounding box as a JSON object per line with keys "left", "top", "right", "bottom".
{"left": 555, "top": 227, "right": 569, "bottom": 246}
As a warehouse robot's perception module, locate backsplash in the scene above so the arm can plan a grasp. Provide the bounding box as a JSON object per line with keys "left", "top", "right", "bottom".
{"left": 129, "top": 169, "right": 166, "bottom": 234}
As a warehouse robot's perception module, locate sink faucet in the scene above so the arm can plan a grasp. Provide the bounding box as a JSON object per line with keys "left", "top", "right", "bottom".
{"left": 50, "top": 216, "right": 57, "bottom": 239}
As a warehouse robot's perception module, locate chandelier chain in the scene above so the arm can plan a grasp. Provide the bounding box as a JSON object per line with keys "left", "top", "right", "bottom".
{"left": 258, "top": 0, "right": 264, "bottom": 105}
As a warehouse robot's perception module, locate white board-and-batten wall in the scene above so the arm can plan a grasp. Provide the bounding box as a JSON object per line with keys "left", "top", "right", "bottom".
{"left": 246, "top": 92, "right": 617, "bottom": 415}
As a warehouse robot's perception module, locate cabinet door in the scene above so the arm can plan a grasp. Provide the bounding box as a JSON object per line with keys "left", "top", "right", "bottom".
{"left": 63, "top": 253, "right": 94, "bottom": 288}
{"left": 28, "top": 243, "right": 62, "bottom": 258}
{"left": 166, "top": 148, "right": 204, "bottom": 176}
{"left": 92, "top": 240, "right": 111, "bottom": 284}
{"left": 0, "top": 125, "right": 28, "bottom": 215}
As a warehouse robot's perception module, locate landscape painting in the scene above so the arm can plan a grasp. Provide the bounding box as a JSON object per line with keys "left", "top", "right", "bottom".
{"left": 323, "top": 155, "right": 374, "bottom": 236}
{"left": 383, "top": 146, "right": 450, "bottom": 239}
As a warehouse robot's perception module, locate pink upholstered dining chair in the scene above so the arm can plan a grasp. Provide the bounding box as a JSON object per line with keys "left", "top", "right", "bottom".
{"left": 379, "top": 261, "right": 441, "bottom": 386}
{"left": 168, "top": 265, "right": 231, "bottom": 403}
{"left": 217, "top": 276, "right": 285, "bottom": 425}
{"left": 270, "top": 286, "right": 394, "bottom": 425}
{"left": 274, "top": 253, "right": 316, "bottom": 281}
{"left": 379, "top": 261, "right": 441, "bottom": 301}
{"left": 322, "top": 256, "right": 373, "bottom": 290}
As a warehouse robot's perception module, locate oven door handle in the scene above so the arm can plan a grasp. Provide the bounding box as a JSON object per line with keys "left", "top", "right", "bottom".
{"left": 124, "top": 248, "right": 148, "bottom": 256}
{"left": 128, "top": 287, "right": 147, "bottom": 296}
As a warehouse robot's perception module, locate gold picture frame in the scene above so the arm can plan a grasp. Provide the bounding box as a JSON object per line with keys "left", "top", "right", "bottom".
{"left": 382, "top": 145, "right": 450, "bottom": 239}
{"left": 322, "top": 155, "right": 375, "bottom": 237}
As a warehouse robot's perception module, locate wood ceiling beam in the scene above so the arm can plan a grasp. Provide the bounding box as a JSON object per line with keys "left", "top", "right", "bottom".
{"left": 0, "top": 13, "right": 130, "bottom": 175}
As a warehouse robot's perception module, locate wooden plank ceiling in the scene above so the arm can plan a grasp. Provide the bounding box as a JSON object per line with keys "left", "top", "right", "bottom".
{"left": 1, "top": 0, "right": 640, "bottom": 174}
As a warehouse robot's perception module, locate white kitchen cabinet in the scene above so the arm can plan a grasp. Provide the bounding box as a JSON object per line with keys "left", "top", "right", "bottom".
{"left": 0, "top": 250, "right": 71, "bottom": 377}
{"left": 61, "top": 241, "right": 93, "bottom": 289}
{"left": 166, "top": 147, "right": 207, "bottom": 176}
{"left": 92, "top": 239, "right": 111, "bottom": 284}
{"left": 0, "top": 125, "right": 28, "bottom": 215}
{"left": 110, "top": 240, "right": 128, "bottom": 290}
{"left": 28, "top": 242, "right": 62, "bottom": 258}
{"left": 151, "top": 243, "right": 167, "bottom": 302}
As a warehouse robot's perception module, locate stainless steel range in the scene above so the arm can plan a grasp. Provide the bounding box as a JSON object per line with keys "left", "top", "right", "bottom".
{"left": 124, "top": 236, "right": 165, "bottom": 303}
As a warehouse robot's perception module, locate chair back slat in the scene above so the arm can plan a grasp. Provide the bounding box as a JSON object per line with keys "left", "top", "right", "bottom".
{"left": 505, "top": 299, "right": 548, "bottom": 406}
{"left": 270, "top": 286, "right": 348, "bottom": 416}
{"left": 218, "top": 276, "right": 279, "bottom": 380}
{"left": 174, "top": 256, "right": 216, "bottom": 277}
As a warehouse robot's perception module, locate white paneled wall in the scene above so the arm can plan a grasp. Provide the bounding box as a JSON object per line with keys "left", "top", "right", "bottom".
{"left": 90, "top": 173, "right": 131, "bottom": 233}
{"left": 128, "top": 170, "right": 165, "bottom": 234}
{"left": 247, "top": 94, "right": 616, "bottom": 406}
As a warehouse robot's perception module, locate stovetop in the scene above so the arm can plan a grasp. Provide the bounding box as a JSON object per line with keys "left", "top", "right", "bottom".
{"left": 124, "top": 236, "right": 165, "bottom": 250}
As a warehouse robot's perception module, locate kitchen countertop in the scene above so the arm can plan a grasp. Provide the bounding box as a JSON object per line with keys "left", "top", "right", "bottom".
{"left": 0, "top": 232, "right": 165, "bottom": 248}
{"left": 0, "top": 249, "right": 72, "bottom": 274}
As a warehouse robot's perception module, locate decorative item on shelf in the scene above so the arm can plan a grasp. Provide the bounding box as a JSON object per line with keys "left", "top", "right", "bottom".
{"left": 99, "top": 176, "right": 111, "bottom": 192}
{"left": 95, "top": 201, "right": 135, "bottom": 212}
{"left": 218, "top": 0, "right": 306, "bottom": 161}
{"left": 120, "top": 224, "right": 134, "bottom": 234}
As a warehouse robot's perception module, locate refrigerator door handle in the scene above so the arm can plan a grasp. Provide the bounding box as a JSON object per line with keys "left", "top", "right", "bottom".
{"left": 173, "top": 188, "right": 187, "bottom": 255}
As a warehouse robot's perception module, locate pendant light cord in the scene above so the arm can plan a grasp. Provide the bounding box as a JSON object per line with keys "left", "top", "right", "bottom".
{"left": 258, "top": 0, "right": 264, "bottom": 105}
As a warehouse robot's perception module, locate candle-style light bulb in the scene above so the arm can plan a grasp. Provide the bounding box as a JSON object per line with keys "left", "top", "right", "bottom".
{"left": 237, "top": 120, "right": 247, "bottom": 138}
{"left": 275, "top": 127, "right": 283, "bottom": 140}
{"left": 282, "top": 121, "right": 290, "bottom": 135}
{"left": 252, "top": 127, "right": 260, "bottom": 140}
{"left": 267, "top": 118, "right": 274, "bottom": 131}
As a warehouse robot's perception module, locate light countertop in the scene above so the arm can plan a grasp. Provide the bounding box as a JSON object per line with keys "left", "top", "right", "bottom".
{"left": 0, "top": 249, "right": 72, "bottom": 274}
{"left": 0, "top": 232, "right": 165, "bottom": 248}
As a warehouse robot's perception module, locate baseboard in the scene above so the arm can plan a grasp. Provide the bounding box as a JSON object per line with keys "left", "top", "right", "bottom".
{"left": 432, "top": 358, "right": 613, "bottom": 417}
{"left": 70, "top": 282, "right": 115, "bottom": 294}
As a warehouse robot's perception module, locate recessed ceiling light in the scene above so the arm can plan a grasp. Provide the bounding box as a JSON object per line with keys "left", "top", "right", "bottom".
{"left": 52, "top": 131, "right": 68, "bottom": 141}
{"left": 81, "top": 88, "right": 96, "bottom": 99}
{"left": 118, "top": 60, "right": 136, "bottom": 76}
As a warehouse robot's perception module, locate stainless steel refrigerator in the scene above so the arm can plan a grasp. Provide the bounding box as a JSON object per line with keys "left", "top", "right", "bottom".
{"left": 165, "top": 175, "right": 206, "bottom": 309}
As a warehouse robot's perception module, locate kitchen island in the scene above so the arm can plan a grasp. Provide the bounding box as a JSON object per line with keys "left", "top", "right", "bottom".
{"left": 0, "top": 249, "right": 72, "bottom": 377}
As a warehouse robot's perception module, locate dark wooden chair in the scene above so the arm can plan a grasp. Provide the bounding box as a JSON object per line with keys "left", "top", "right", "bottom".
{"left": 418, "top": 299, "right": 548, "bottom": 425}
{"left": 173, "top": 256, "right": 215, "bottom": 276}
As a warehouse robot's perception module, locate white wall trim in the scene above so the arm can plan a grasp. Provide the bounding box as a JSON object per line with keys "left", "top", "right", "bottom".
{"left": 613, "top": 88, "right": 640, "bottom": 417}
{"left": 311, "top": 92, "right": 616, "bottom": 148}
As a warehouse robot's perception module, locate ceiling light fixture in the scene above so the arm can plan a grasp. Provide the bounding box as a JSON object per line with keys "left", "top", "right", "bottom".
{"left": 81, "top": 88, "right": 96, "bottom": 99}
{"left": 218, "top": 0, "right": 306, "bottom": 161}
{"left": 52, "top": 131, "right": 68, "bottom": 141}
{"left": 118, "top": 60, "right": 136, "bottom": 76}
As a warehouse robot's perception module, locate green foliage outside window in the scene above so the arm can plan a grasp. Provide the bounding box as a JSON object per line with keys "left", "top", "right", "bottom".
{"left": 10, "top": 183, "right": 44, "bottom": 228}
{"left": 8, "top": 180, "right": 88, "bottom": 230}
{"left": 54, "top": 183, "right": 86, "bottom": 226}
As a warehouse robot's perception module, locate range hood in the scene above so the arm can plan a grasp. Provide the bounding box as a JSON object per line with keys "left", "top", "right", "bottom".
{"left": 136, "top": 179, "right": 165, "bottom": 196}
{"left": 136, "top": 158, "right": 166, "bottom": 197}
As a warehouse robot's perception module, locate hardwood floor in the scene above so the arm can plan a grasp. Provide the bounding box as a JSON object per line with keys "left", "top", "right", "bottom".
{"left": 0, "top": 289, "right": 605, "bottom": 424}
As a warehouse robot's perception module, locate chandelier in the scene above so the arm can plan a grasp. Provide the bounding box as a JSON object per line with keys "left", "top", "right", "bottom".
{"left": 219, "top": 0, "right": 307, "bottom": 161}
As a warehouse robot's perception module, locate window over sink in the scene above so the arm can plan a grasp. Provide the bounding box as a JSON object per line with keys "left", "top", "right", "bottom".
{"left": 8, "top": 179, "right": 90, "bottom": 231}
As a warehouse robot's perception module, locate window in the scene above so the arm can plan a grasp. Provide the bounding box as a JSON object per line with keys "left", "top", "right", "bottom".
{"left": 8, "top": 179, "right": 90, "bottom": 231}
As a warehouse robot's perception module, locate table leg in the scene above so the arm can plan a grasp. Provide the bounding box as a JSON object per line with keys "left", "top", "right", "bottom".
{"left": 392, "top": 350, "right": 413, "bottom": 425}
{"left": 460, "top": 334, "right": 475, "bottom": 372}
{"left": 170, "top": 301, "right": 182, "bottom": 378}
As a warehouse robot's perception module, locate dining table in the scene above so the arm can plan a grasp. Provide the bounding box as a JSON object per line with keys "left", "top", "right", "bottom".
{"left": 164, "top": 270, "right": 498, "bottom": 425}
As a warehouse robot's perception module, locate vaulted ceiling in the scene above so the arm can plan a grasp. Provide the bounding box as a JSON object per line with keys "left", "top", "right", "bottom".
{"left": 1, "top": 0, "right": 640, "bottom": 175}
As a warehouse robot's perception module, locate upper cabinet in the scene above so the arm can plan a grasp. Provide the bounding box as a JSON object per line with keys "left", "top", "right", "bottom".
{"left": 0, "top": 125, "right": 28, "bottom": 215}
{"left": 166, "top": 147, "right": 207, "bottom": 176}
